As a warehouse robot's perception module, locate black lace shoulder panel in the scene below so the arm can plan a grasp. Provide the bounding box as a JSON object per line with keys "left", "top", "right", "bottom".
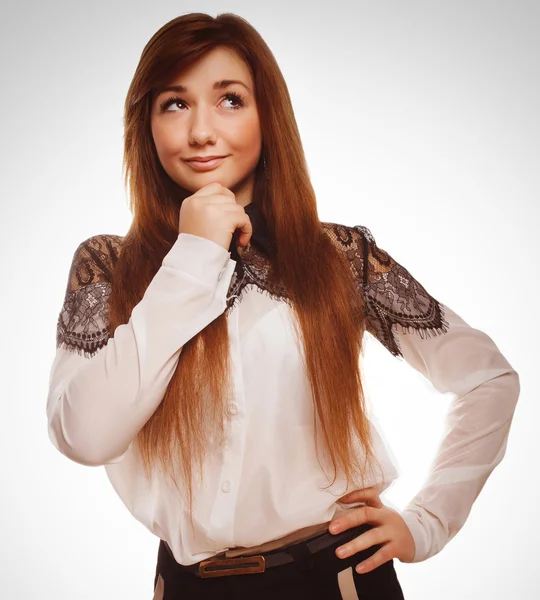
{"left": 56, "top": 234, "right": 123, "bottom": 358}
{"left": 321, "top": 222, "right": 449, "bottom": 358}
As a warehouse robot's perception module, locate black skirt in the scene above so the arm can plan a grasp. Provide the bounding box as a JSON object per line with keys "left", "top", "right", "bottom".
{"left": 153, "top": 523, "right": 406, "bottom": 599}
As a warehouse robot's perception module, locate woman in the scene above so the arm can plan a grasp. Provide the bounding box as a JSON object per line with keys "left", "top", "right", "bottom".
{"left": 46, "top": 12, "right": 520, "bottom": 600}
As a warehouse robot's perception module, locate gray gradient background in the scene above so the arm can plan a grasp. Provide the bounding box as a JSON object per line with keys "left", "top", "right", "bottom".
{"left": 1, "top": 0, "right": 538, "bottom": 598}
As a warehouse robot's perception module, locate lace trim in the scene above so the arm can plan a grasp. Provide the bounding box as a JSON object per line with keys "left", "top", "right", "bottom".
{"left": 225, "top": 241, "right": 290, "bottom": 312}
{"left": 322, "top": 222, "right": 449, "bottom": 357}
{"left": 55, "top": 227, "right": 448, "bottom": 360}
{"left": 56, "top": 235, "right": 122, "bottom": 357}
{"left": 57, "top": 282, "right": 112, "bottom": 358}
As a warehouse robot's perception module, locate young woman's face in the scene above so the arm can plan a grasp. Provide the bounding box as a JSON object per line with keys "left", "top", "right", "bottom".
{"left": 151, "top": 46, "right": 262, "bottom": 207}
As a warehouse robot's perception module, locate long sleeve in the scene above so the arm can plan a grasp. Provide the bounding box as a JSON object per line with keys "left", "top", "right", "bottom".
{"left": 347, "top": 224, "right": 520, "bottom": 563}
{"left": 46, "top": 232, "right": 237, "bottom": 467}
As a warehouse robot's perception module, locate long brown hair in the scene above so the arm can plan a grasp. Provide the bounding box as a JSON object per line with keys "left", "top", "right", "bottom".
{"left": 112, "top": 12, "right": 383, "bottom": 526}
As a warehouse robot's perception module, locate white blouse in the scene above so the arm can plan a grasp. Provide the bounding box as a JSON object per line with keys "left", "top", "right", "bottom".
{"left": 46, "top": 202, "right": 520, "bottom": 566}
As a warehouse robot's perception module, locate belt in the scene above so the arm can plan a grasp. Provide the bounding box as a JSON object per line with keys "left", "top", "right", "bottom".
{"left": 164, "top": 522, "right": 373, "bottom": 578}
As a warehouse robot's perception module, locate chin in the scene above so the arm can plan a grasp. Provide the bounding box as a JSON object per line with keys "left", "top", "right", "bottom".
{"left": 170, "top": 162, "right": 254, "bottom": 198}
{"left": 182, "top": 171, "right": 244, "bottom": 192}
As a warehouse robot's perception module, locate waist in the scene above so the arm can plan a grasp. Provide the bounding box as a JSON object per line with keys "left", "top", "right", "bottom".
{"left": 165, "top": 503, "right": 366, "bottom": 564}
{"left": 159, "top": 521, "right": 376, "bottom": 579}
{"left": 223, "top": 520, "right": 331, "bottom": 558}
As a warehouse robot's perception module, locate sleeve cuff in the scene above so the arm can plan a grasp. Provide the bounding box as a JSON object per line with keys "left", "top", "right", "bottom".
{"left": 162, "top": 233, "right": 233, "bottom": 284}
{"left": 399, "top": 505, "right": 446, "bottom": 563}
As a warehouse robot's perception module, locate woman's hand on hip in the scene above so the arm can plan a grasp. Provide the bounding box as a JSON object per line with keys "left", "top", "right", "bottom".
{"left": 328, "top": 486, "right": 416, "bottom": 574}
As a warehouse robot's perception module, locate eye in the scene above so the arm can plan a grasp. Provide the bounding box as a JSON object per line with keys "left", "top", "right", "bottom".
{"left": 221, "top": 92, "right": 245, "bottom": 110}
{"left": 159, "top": 92, "right": 246, "bottom": 113}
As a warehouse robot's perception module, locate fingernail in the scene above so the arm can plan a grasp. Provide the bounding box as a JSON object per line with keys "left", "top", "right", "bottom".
{"left": 356, "top": 563, "right": 366, "bottom": 573}
{"left": 330, "top": 523, "right": 340, "bottom": 533}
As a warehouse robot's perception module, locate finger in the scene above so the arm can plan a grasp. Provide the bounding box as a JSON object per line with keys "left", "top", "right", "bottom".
{"left": 338, "top": 487, "right": 383, "bottom": 508}
{"left": 335, "top": 527, "right": 384, "bottom": 560}
{"left": 192, "top": 182, "right": 223, "bottom": 196}
{"left": 354, "top": 546, "right": 394, "bottom": 575}
{"left": 330, "top": 504, "right": 381, "bottom": 534}
{"left": 194, "top": 182, "right": 235, "bottom": 199}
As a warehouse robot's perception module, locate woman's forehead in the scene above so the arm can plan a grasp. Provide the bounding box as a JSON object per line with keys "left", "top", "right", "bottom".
{"left": 165, "top": 47, "right": 252, "bottom": 87}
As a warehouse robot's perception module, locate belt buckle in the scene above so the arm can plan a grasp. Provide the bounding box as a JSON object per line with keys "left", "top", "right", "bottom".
{"left": 199, "top": 555, "right": 266, "bottom": 578}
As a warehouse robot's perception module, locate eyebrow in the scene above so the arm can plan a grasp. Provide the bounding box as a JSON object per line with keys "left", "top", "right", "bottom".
{"left": 156, "top": 79, "right": 251, "bottom": 96}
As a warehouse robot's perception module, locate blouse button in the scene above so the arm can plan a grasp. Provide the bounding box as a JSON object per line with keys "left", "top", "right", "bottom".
{"left": 229, "top": 402, "right": 238, "bottom": 416}
{"left": 221, "top": 480, "right": 231, "bottom": 493}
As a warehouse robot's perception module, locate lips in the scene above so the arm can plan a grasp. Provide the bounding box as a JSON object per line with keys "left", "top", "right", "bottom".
{"left": 186, "top": 156, "right": 225, "bottom": 162}
{"left": 185, "top": 156, "right": 227, "bottom": 171}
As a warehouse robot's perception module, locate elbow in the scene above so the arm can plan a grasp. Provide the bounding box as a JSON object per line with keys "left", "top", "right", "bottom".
{"left": 483, "top": 365, "right": 520, "bottom": 408}
{"left": 490, "top": 367, "right": 520, "bottom": 420}
{"left": 493, "top": 368, "right": 521, "bottom": 427}
{"left": 47, "top": 402, "right": 129, "bottom": 467}
{"left": 507, "top": 368, "right": 521, "bottom": 408}
{"left": 513, "top": 368, "right": 520, "bottom": 392}
{"left": 46, "top": 369, "right": 133, "bottom": 466}
{"left": 48, "top": 425, "right": 129, "bottom": 466}
{"left": 47, "top": 423, "right": 106, "bottom": 466}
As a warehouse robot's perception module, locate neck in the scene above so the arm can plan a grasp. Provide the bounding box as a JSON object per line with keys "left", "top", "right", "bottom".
{"left": 231, "top": 171, "right": 255, "bottom": 207}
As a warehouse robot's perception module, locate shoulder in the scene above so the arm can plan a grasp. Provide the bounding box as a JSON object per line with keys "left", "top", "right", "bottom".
{"left": 65, "top": 233, "right": 125, "bottom": 294}
{"left": 320, "top": 221, "right": 378, "bottom": 249}
{"left": 320, "top": 221, "right": 389, "bottom": 274}
{"left": 72, "top": 233, "right": 124, "bottom": 266}
{"left": 73, "top": 233, "right": 124, "bottom": 260}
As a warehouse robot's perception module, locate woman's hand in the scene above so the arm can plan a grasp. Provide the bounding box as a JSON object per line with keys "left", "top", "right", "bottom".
{"left": 328, "top": 486, "right": 416, "bottom": 574}
{"left": 178, "top": 182, "right": 252, "bottom": 251}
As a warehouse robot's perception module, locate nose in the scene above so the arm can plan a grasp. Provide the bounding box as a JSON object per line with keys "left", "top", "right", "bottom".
{"left": 188, "top": 105, "right": 217, "bottom": 146}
